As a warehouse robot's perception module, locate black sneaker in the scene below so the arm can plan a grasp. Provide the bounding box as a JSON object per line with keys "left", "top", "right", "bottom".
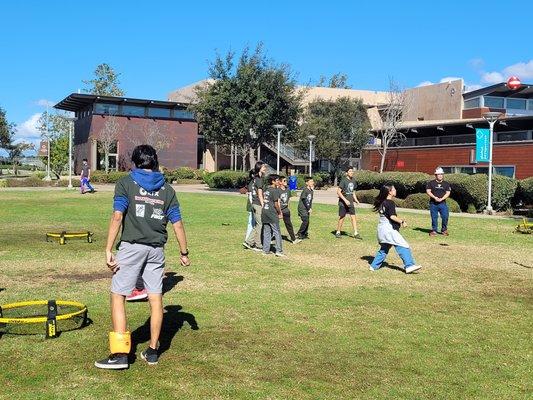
{"left": 94, "top": 353, "right": 129, "bottom": 370}
{"left": 140, "top": 347, "right": 159, "bottom": 365}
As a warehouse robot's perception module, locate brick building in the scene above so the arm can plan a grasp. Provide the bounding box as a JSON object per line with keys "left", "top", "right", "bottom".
{"left": 54, "top": 93, "right": 199, "bottom": 173}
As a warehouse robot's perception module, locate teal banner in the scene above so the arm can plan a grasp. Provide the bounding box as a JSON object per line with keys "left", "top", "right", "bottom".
{"left": 475, "top": 128, "right": 490, "bottom": 162}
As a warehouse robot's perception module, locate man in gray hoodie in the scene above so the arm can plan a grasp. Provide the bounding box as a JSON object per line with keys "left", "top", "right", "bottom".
{"left": 95, "top": 145, "right": 190, "bottom": 370}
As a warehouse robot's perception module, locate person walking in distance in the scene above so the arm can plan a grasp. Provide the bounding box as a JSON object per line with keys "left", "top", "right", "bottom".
{"left": 426, "top": 167, "right": 452, "bottom": 236}
{"left": 80, "top": 158, "right": 95, "bottom": 194}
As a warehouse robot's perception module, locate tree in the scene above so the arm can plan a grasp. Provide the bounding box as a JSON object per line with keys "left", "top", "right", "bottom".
{"left": 37, "top": 111, "right": 71, "bottom": 178}
{"left": 0, "top": 106, "right": 34, "bottom": 175}
{"left": 130, "top": 119, "right": 170, "bottom": 152}
{"left": 376, "top": 79, "right": 409, "bottom": 173}
{"left": 317, "top": 73, "right": 351, "bottom": 89}
{"left": 299, "top": 97, "right": 371, "bottom": 184}
{"left": 192, "top": 44, "right": 303, "bottom": 169}
{"left": 83, "top": 63, "right": 125, "bottom": 96}
{"left": 97, "top": 116, "right": 121, "bottom": 172}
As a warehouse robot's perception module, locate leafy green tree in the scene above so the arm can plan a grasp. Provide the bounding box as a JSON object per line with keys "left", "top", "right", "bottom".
{"left": 299, "top": 97, "right": 371, "bottom": 184}
{"left": 0, "top": 106, "right": 34, "bottom": 175}
{"left": 192, "top": 44, "right": 303, "bottom": 168}
{"left": 37, "top": 111, "right": 70, "bottom": 178}
{"left": 83, "top": 63, "right": 125, "bottom": 96}
{"left": 317, "top": 73, "right": 351, "bottom": 89}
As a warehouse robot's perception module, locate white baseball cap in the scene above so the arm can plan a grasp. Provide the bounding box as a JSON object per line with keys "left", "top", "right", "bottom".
{"left": 434, "top": 167, "right": 444, "bottom": 175}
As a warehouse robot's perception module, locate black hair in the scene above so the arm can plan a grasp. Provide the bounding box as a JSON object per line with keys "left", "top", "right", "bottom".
{"left": 373, "top": 184, "right": 395, "bottom": 212}
{"left": 346, "top": 166, "right": 354, "bottom": 171}
{"left": 82, "top": 158, "right": 88, "bottom": 162}
{"left": 279, "top": 175, "right": 286, "bottom": 180}
{"left": 253, "top": 161, "right": 265, "bottom": 177}
{"left": 267, "top": 174, "right": 279, "bottom": 185}
{"left": 131, "top": 145, "right": 159, "bottom": 171}
{"left": 304, "top": 176, "right": 313, "bottom": 182}
{"left": 247, "top": 169, "right": 255, "bottom": 183}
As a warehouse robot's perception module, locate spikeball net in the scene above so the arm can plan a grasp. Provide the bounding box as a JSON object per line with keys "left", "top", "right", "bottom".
{"left": 0, "top": 300, "right": 88, "bottom": 338}
{"left": 46, "top": 231, "right": 93, "bottom": 245}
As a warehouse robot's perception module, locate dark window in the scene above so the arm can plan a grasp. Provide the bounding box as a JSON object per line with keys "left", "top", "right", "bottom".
{"left": 148, "top": 107, "right": 171, "bottom": 118}
{"left": 441, "top": 167, "right": 453, "bottom": 174}
{"left": 122, "top": 105, "right": 145, "bottom": 117}
{"left": 173, "top": 109, "right": 194, "bottom": 119}
{"left": 494, "top": 166, "right": 515, "bottom": 178}
{"left": 475, "top": 167, "right": 488, "bottom": 175}
{"left": 464, "top": 97, "right": 480, "bottom": 109}
{"left": 507, "top": 98, "right": 526, "bottom": 110}
{"left": 439, "top": 135, "right": 475, "bottom": 144}
{"left": 497, "top": 131, "right": 528, "bottom": 142}
{"left": 484, "top": 96, "right": 504, "bottom": 108}
{"left": 528, "top": 100, "right": 533, "bottom": 110}
{"left": 415, "top": 137, "right": 438, "bottom": 146}
{"left": 94, "top": 103, "right": 119, "bottom": 115}
{"left": 459, "top": 167, "right": 474, "bottom": 174}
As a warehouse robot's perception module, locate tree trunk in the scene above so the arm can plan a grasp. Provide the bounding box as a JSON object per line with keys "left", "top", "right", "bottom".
{"left": 105, "top": 152, "right": 109, "bottom": 173}
{"left": 379, "top": 145, "right": 387, "bottom": 173}
{"left": 230, "top": 145, "right": 234, "bottom": 170}
{"left": 248, "top": 147, "right": 256, "bottom": 170}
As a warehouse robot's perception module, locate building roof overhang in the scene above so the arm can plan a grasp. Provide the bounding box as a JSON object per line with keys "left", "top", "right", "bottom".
{"left": 54, "top": 93, "right": 189, "bottom": 112}
{"left": 464, "top": 83, "right": 533, "bottom": 99}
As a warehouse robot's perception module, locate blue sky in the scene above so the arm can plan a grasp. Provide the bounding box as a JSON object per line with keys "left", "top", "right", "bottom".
{"left": 1, "top": 0, "right": 532, "bottom": 149}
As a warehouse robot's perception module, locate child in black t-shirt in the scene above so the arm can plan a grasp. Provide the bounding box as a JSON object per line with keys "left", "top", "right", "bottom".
{"left": 262, "top": 174, "right": 284, "bottom": 256}
{"left": 278, "top": 175, "right": 300, "bottom": 244}
{"left": 296, "top": 176, "right": 314, "bottom": 240}
{"left": 369, "top": 184, "right": 421, "bottom": 274}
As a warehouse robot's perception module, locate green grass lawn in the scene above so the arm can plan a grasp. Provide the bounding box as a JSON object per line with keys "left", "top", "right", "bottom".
{"left": 0, "top": 189, "right": 531, "bottom": 400}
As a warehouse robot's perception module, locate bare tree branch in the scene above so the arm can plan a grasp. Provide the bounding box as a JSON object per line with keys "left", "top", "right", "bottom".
{"left": 96, "top": 116, "right": 120, "bottom": 172}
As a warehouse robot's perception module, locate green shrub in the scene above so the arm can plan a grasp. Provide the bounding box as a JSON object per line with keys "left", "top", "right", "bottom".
{"left": 55, "top": 179, "right": 82, "bottom": 187}
{"left": 6, "top": 176, "right": 47, "bottom": 187}
{"left": 517, "top": 177, "right": 533, "bottom": 205}
{"left": 0, "top": 179, "right": 7, "bottom": 188}
{"left": 90, "top": 171, "right": 128, "bottom": 183}
{"left": 207, "top": 170, "right": 248, "bottom": 189}
{"left": 353, "top": 171, "right": 430, "bottom": 199}
{"left": 173, "top": 167, "right": 197, "bottom": 180}
{"left": 402, "top": 193, "right": 461, "bottom": 213}
{"left": 203, "top": 172, "right": 214, "bottom": 187}
{"left": 34, "top": 171, "right": 46, "bottom": 179}
{"left": 356, "top": 189, "right": 379, "bottom": 204}
{"left": 467, "top": 204, "right": 477, "bottom": 214}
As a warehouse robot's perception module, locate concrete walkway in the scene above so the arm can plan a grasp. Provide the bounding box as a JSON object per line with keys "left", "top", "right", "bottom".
{"left": 1, "top": 183, "right": 516, "bottom": 220}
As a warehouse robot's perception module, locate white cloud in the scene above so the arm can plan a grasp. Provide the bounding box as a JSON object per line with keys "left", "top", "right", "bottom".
{"left": 481, "top": 71, "right": 504, "bottom": 84}
{"left": 464, "top": 84, "right": 483, "bottom": 92}
{"left": 503, "top": 60, "right": 533, "bottom": 79}
{"left": 14, "top": 113, "right": 43, "bottom": 150}
{"left": 417, "top": 80, "right": 434, "bottom": 87}
{"left": 35, "top": 99, "right": 55, "bottom": 108}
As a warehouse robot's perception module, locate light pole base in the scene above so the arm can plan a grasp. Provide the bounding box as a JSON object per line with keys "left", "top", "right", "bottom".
{"left": 43, "top": 176, "right": 52, "bottom": 181}
{"left": 483, "top": 207, "right": 494, "bottom": 215}
{"left": 67, "top": 184, "right": 73, "bottom": 189}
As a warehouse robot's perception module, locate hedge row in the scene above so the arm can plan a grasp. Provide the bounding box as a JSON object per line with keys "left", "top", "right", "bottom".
{"left": 354, "top": 171, "right": 524, "bottom": 211}
{"left": 203, "top": 170, "right": 332, "bottom": 190}
{"left": 162, "top": 167, "right": 206, "bottom": 183}
{"left": 0, "top": 177, "right": 82, "bottom": 188}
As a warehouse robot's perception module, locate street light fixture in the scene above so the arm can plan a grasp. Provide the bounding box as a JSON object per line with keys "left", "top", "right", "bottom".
{"left": 308, "top": 134, "right": 316, "bottom": 175}
{"left": 482, "top": 111, "right": 502, "bottom": 214}
{"left": 273, "top": 124, "right": 286, "bottom": 174}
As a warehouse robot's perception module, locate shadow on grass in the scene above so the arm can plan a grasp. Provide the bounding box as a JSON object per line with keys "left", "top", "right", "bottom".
{"left": 162, "top": 272, "right": 184, "bottom": 295}
{"left": 0, "top": 288, "right": 5, "bottom": 293}
{"left": 413, "top": 227, "right": 433, "bottom": 234}
{"left": 360, "top": 255, "right": 405, "bottom": 273}
{"left": 130, "top": 305, "right": 198, "bottom": 363}
{"left": 330, "top": 230, "right": 352, "bottom": 237}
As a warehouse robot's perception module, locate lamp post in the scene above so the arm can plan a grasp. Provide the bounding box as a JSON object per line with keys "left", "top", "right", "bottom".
{"left": 273, "top": 124, "right": 286, "bottom": 174}
{"left": 308, "top": 135, "right": 316, "bottom": 175}
{"left": 482, "top": 112, "right": 502, "bottom": 214}
{"left": 59, "top": 116, "right": 77, "bottom": 189}
{"left": 44, "top": 108, "right": 52, "bottom": 181}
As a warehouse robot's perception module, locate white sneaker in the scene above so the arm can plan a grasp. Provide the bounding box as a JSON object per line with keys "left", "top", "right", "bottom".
{"left": 292, "top": 239, "right": 302, "bottom": 244}
{"left": 275, "top": 252, "right": 286, "bottom": 257}
{"left": 405, "top": 265, "right": 422, "bottom": 274}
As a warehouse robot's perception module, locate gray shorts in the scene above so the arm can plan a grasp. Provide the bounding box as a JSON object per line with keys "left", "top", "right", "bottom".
{"left": 111, "top": 242, "right": 165, "bottom": 296}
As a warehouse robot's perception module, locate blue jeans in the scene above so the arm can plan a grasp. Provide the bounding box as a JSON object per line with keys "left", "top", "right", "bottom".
{"left": 263, "top": 222, "right": 282, "bottom": 254}
{"left": 430, "top": 202, "right": 449, "bottom": 232}
{"left": 370, "top": 243, "right": 415, "bottom": 270}
{"left": 245, "top": 211, "right": 256, "bottom": 240}
{"left": 81, "top": 177, "right": 94, "bottom": 193}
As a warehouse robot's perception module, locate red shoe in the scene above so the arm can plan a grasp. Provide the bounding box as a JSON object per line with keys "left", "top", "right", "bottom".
{"left": 126, "top": 288, "right": 148, "bottom": 301}
{"left": 429, "top": 231, "right": 437, "bottom": 237}
{"left": 441, "top": 230, "right": 449, "bottom": 236}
